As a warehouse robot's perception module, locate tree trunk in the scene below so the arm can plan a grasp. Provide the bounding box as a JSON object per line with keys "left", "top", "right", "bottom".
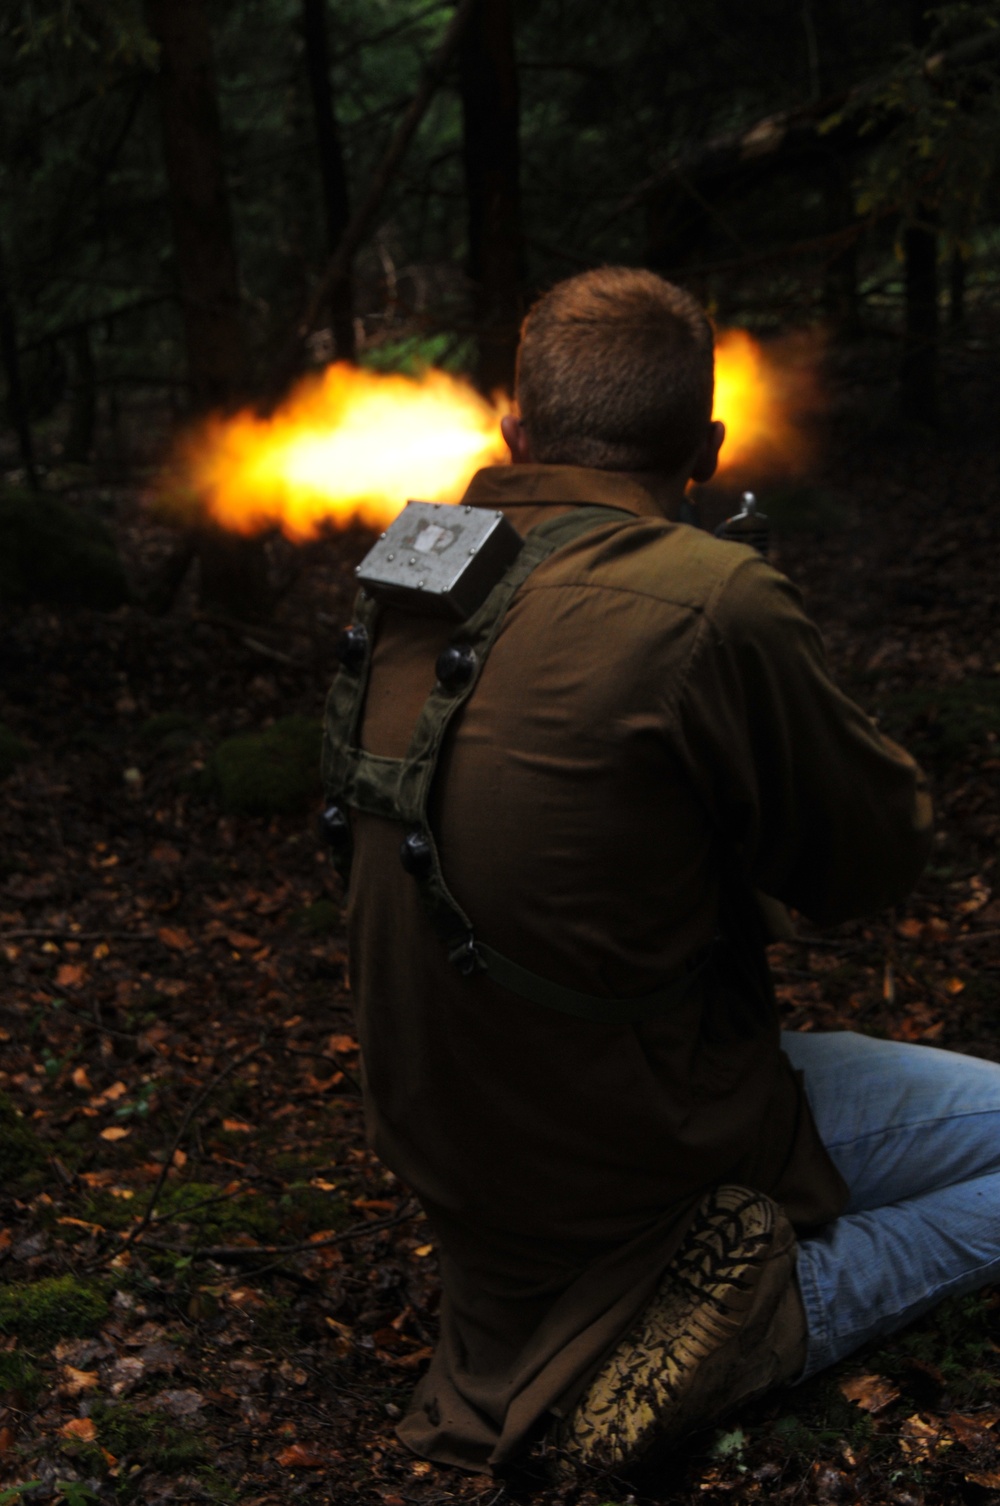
{"left": 0, "top": 237, "right": 39, "bottom": 490}
{"left": 144, "top": 0, "right": 270, "bottom": 619}
{"left": 63, "top": 326, "right": 97, "bottom": 463}
{"left": 949, "top": 247, "right": 967, "bottom": 330}
{"left": 821, "top": 158, "right": 860, "bottom": 339}
{"left": 458, "top": 0, "right": 523, "bottom": 395}
{"left": 900, "top": 216, "right": 939, "bottom": 425}
{"left": 301, "top": 0, "right": 355, "bottom": 362}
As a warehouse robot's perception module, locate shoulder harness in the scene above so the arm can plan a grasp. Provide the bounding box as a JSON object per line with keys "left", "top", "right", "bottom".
{"left": 321, "top": 504, "right": 708, "bottom": 1025}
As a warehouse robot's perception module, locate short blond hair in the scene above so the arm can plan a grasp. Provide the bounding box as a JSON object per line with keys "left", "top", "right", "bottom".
{"left": 515, "top": 267, "right": 714, "bottom": 473}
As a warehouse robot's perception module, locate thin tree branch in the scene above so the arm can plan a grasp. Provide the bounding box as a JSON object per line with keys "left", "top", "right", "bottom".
{"left": 119, "top": 1042, "right": 266, "bottom": 1254}
{"left": 140, "top": 1200, "right": 420, "bottom": 1262}
{"left": 272, "top": 0, "right": 479, "bottom": 392}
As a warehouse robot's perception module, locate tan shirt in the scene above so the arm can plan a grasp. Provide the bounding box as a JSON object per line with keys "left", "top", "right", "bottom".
{"left": 346, "top": 465, "right": 932, "bottom": 1472}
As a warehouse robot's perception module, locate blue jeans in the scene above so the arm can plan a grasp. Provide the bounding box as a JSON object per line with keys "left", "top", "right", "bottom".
{"left": 782, "top": 1030, "right": 1000, "bottom": 1379}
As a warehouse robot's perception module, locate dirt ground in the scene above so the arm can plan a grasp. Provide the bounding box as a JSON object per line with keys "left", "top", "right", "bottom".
{"left": 1, "top": 337, "right": 1000, "bottom": 1506}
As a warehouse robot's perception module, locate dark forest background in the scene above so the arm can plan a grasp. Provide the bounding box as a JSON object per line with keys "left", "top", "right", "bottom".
{"left": 3, "top": 6, "right": 1000, "bottom": 1506}
{"left": 2, "top": 0, "right": 999, "bottom": 483}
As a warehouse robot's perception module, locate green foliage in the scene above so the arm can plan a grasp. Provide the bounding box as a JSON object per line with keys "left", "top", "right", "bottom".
{"left": 210, "top": 715, "right": 322, "bottom": 815}
{"left": 55, "top": 1484, "right": 101, "bottom": 1506}
{"left": 0, "top": 725, "right": 30, "bottom": 781}
{"left": 361, "top": 332, "right": 476, "bottom": 374}
{"left": 0, "top": 487, "right": 128, "bottom": 610}
{"left": 0, "top": 1090, "right": 46, "bottom": 1184}
{"left": 845, "top": 4, "right": 1000, "bottom": 247}
{"left": 0, "top": 1348, "right": 43, "bottom": 1403}
{"left": 0, "top": 1275, "right": 108, "bottom": 1344}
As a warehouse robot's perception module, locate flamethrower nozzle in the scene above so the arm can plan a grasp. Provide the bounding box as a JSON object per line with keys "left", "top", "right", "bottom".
{"left": 714, "top": 491, "right": 770, "bottom": 556}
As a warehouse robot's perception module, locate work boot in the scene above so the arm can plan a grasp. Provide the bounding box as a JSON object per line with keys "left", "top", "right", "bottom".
{"left": 547, "top": 1184, "right": 806, "bottom": 1480}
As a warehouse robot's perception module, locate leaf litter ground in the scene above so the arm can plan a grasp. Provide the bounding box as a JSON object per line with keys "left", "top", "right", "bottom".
{"left": 2, "top": 349, "right": 1000, "bottom": 1506}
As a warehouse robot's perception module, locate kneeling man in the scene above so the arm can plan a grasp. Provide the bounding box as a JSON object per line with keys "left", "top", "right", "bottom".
{"left": 322, "top": 267, "right": 1000, "bottom": 1478}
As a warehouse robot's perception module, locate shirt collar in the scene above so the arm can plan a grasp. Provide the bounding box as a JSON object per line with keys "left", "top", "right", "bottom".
{"left": 459, "top": 464, "right": 670, "bottom": 519}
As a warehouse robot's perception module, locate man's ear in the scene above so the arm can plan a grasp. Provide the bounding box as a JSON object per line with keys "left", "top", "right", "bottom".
{"left": 501, "top": 414, "right": 533, "bottom": 464}
{"left": 688, "top": 420, "right": 725, "bottom": 485}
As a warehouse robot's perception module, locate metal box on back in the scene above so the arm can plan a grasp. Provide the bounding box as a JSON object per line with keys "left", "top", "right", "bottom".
{"left": 355, "top": 501, "right": 523, "bottom": 620}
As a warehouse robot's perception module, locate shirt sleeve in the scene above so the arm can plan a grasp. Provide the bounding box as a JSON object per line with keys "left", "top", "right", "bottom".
{"left": 672, "top": 552, "right": 933, "bottom": 925}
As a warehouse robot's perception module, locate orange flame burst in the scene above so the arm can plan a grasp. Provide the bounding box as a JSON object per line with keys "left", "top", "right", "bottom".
{"left": 713, "top": 327, "right": 816, "bottom": 478}
{"left": 178, "top": 363, "right": 509, "bottom": 540}
{"left": 176, "top": 330, "right": 815, "bottom": 540}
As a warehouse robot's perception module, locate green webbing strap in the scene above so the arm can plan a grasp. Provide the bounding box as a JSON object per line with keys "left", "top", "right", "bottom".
{"left": 322, "top": 504, "right": 709, "bottom": 1023}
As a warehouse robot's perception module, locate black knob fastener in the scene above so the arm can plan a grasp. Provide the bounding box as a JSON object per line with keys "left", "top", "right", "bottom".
{"left": 436, "top": 644, "right": 477, "bottom": 691}
{"left": 335, "top": 623, "right": 369, "bottom": 672}
{"left": 318, "top": 804, "right": 351, "bottom": 850}
{"left": 400, "top": 830, "right": 434, "bottom": 879}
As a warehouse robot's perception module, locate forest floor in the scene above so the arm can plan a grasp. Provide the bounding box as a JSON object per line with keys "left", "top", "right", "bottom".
{"left": 1, "top": 336, "right": 1000, "bottom": 1506}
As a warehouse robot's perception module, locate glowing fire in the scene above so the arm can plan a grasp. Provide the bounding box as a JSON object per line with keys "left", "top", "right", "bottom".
{"left": 713, "top": 328, "right": 815, "bottom": 477}
{"left": 177, "top": 363, "right": 509, "bottom": 540}
{"left": 176, "top": 330, "right": 812, "bottom": 540}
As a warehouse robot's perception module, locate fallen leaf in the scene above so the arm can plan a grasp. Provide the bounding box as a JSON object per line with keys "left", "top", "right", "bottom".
{"left": 949, "top": 1410, "right": 1000, "bottom": 1448}
{"left": 328, "top": 1034, "right": 358, "bottom": 1054}
{"left": 157, "top": 925, "right": 192, "bottom": 951}
{"left": 967, "top": 1470, "right": 1000, "bottom": 1489}
{"left": 413, "top": 1244, "right": 433, "bottom": 1258}
{"left": 72, "top": 1066, "right": 93, "bottom": 1091}
{"left": 90, "top": 1080, "right": 128, "bottom": 1108}
{"left": 897, "top": 917, "right": 924, "bottom": 939}
{"left": 62, "top": 1365, "right": 100, "bottom": 1396}
{"left": 0, "top": 1425, "right": 16, "bottom": 1454}
{"left": 100, "top": 1125, "right": 131, "bottom": 1142}
{"left": 389, "top": 1345, "right": 434, "bottom": 1370}
{"left": 60, "top": 1416, "right": 98, "bottom": 1441}
{"left": 57, "top": 1217, "right": 104, "bottom": 1233}
{"left": 899, "top": 1412, "right": 950, "bottom": 1461}
{"left": 944, "top": 976, "right": 966, "bottom": 994}
{"left": 839, "top": 1373, "right": 901, "bottom": 1415}
{"left": 222, "top": 1118, "right": 253, "bottom": 1133}
{"left": 276, "top": 1442, "right": 331, "bottom": 1469}
{"left": 55, "top": 962, "right": 87, "bottom": 988}
{"left": 224, "top": 929, "right": 261, "bottom": 950}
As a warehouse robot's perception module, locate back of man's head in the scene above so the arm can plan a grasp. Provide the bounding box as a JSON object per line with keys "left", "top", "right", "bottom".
{"left": 515, "top": 267, "right": 714, "bottom": 474}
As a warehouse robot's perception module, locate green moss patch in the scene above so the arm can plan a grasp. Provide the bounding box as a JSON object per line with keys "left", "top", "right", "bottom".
{"left": 0, "top": 486, "right": 128, "bottom": 609}
{"left": 210, "top": 715, "right": 322, "bottom": 815}
{"left": 0, "top": 1348, "right": 42, "bottom": 1403}
{"left": 77, "top": 1398, "right": 209, "bottom": 1476}
{"left": 0, "top": 1090, "right": 46, "bottom": 1184}
{"left": 0, "top": 1275, "right": 108, "bottom": 1344}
